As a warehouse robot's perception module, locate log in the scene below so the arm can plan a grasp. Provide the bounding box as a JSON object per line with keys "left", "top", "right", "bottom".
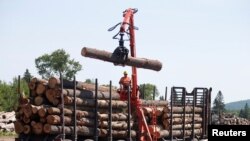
{"left": 64, "top": 96, "right": 127, "bottom": 108}
{"left": 81, "top": 47, "right": 162, "bottom": 71}
{"left": 23, "top": 125, "right": 30, "bottom": 134}
{"left": 48, "top": 107, "right": 73, "bottom": 116}
{"left": 43, "top": 124, "right": 106, "bottom": 137}
{"left": 0, "top": 116, "right": 16, "bottom": 123}
{"left": 36, "top": 83, "right": 47, "bottom": 95}
{"left": 22, "top": 104, "right": 32, "bottom": 118}
{"left": 142, "top": 107, "right": 164, "bottom": 117}
{"left": 1, "top": 123, "right": 15, "bottom": 132}
{"left": 163, "top": 106, "right": 203, "bottom": 113}
{"left": 98, "top": 113, "right": 129, "bottom": 121}
{"left": 45, "top": 89, "right": 60, "bottom": 106}
{"left": 43, "top": 124, "right": 136, "bottom": 137}
{"left": 170, "top": 124, "right": 202, "bottom": 130}
{"left": 46, "top": 115, "right": 72, "bottom": 125}
{"left": 1, "top": 111, "right": 15, "bottom": 119}
{"left": 31, "top": 105, "right": 43, "bottom": 114}
{"left": 62, "top": 105, "right": 124, "bottom": 113}
{"left": 162, "top": 113, "right": 201, "bottom": 119}
{"left": 61, "top": 88, "right": 120, "bottom": 100}
{"left": 31, "top": 122, "right": 43, "bottom": 134}
{"left": 170, "top": 117, "right": 203, "bottom": 124}
{"left": 29, "top": 77, "right": 48, "bottom": 90}
{"left": 63, "top": 79, "right": 117, "bottom": 92}
{"left": 38, "top": 107, "right": 47, "bottom": 117}
{"left": 48, "top": 77, "right": 60, "bottom": 89}
{"left": 14, "top": 121, "right": 24, "bottom": 134}
{"left": 141, "top": 100, "right": 168, "bottom": 106}
{"left": 22, "top": 116, "right": 30, "bottom": 124}
{"left": 34, "top": 96, "right": 47, "bottom": 106}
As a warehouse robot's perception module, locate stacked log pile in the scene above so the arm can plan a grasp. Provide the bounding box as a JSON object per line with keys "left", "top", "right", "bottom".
{"left": 14, "top": 77, "right": 138, "bottom": 139}
{"left": 155, "top": 106, "right": 204, "bottom": 139}
{"left": 212, "top": 113, "right": 250, "bottom": 125}
{"left": 14, "top": 76, "right": 208, "bottom": 140}
{"left": 0, "top": 111, "right": 16, "bottom": 132}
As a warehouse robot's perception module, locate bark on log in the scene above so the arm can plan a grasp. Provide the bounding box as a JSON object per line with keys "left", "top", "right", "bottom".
{"left": 1, "top": 111, "right": 15, "bottom": 119}
{"left": 98, "top": 113, "right": 129, "bottom": 121}
{"left": 141, "top": 100, "right": 168, "bottom": 106}
{"left": 142, "top": 107, "right": 164, "bottom": 117}
{"left": 14, "top": 121, "right": 24, "bottom": 134}
{"left": 62, "top": 105, "right": 123, "bottom": 113}
{"left": 62, "top": 79, "right": 117, "bottom": 92}
{"left": 64, "top": 96, "right": 127, "bottom": 108}
{"left": 38, "top": 107, "right": 47, "bottom": 118}
{"left": 81, "top": 47, "right": 162, "bottom": 71}
{"left": 164, "top": 106, "right": 203, "bottom": 113}
{"left": 43, "top": 124, "right": 136, "bottom": 137}
{"left": 46, "top": 115, "right": 72, "bottom": 125}
{"left": 170, "top": 124, "right": 202, "bottom": 130}
{"left": 61, "top": 88, "right": 120, "bottom": 100}
{"left": 169, "top": 117, "right": 203, "bottom": 124}
{"left": 162, "top": 113, "right": 201, "bottom": 119}
{"left": 48, "top": 107, "right": 73, "bottom": 116}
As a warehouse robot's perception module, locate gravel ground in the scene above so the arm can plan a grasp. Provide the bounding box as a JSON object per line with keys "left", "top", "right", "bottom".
{"left": 0, "top": 136, "right": 15, "bottom": 141}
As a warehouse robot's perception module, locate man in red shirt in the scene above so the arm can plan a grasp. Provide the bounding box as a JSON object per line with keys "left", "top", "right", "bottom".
{"left": 119, "top": 71, "right": 131, "bottom": 91}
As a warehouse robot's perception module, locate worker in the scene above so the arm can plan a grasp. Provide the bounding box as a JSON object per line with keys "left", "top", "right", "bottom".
{"left": 119, "top": 71, "right": 131, "bottom": 91}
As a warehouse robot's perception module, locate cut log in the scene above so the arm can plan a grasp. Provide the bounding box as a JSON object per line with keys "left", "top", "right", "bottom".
{"left": 141, "top": 100, "right": 168, "bottom": 106}
{"left": 48, "top": 77, "right": 60, "bottom": 89}
{"left": 43, "top": 124, "right": 136, "bottom": 137}
{"left": 64, "top": 96, "right": 127, "bottom": 108}
{"left": 48, "top": 107, "right": 73, "bottom": 116}
{"left": 162, "top": 113, "right": 201, "bottom": 119}
{"left": 29, "top": 77, "right": 48, "bottom": 90}
{"left": 23, "top": 125, "right": 30, "bottom": 134}
{"left": 46, "top": 115, "right": 72, "bottom": 125}
{"left": 34, "top": 96, "right": 47, "bottom": 106}
{"left": 170, "top": 124, "right": 202, "bottom": 130}
{"left": 14, "top": 121, "right": 24, "bottom": 134}
{"left": 1, "top": 123, "right": 15, "bottom": 132}
{"left": 36, "top": 83, "right": 47, "bottom": 95}
{"left": 1, "top": 111, "right": 15, "bottom": 119}
{"left": 61, "top": 88, "right": 120, "bottom": 100}
{"left": 98, "top": 113, "right": 128, "bottom": 121}
{"left": 45, "top": 89, "right": 60, "bottom": 106}
{"left": 31, "top": 105, "right": 43, "bottom": 114}
{"left": 31, "top": 122, "right": 43, "bottom": 134}
{"left": 62, "top": 105, "right": 124, "bottom": 113}
{"left": 163, "top": 106, "right": 203, "bottom": 113}
{"left": 170, "top": 117, "right": 203, "bottom": 124}
{"left": 142, "top": 107, "right": 164, "bottom": 117}
{"left": 38, "top": 107, "right": 47, "bottom": 117}
{"left": 81, "top": 47, "right": 162, "bottom": 71}
{"left": 63, "top": 79, "right": 117, "bottom": 92}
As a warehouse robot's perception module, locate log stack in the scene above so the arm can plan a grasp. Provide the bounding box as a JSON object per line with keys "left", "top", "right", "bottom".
{"left": 15, "top": 77, "right": 138, "bottom": 139}
{"left": 15, "top": 76, "right": 207, "bottom": 140}
{"left": 212, "top": 113, "right": 250, "bottom": 125}
{"left": 0, "top": 111, "right": 16, "bottom": 132}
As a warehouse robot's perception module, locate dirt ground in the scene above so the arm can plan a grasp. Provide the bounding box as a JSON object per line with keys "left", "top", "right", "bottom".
{"left": 0, "top": 136, "right": 15, "bottom": 141}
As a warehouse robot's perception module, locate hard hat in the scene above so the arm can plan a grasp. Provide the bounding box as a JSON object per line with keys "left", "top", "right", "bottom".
{"left": 123, "top": 71, "right": 128, "bottom": 75}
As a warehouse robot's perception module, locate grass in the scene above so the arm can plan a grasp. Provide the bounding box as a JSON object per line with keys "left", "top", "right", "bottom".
{"left": 0, "top": 131, "right": 17, "bottom": 137}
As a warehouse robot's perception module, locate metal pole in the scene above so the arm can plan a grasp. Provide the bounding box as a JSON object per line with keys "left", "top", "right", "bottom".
{"left": 127, "top": 86, "right": 131, "bottom": 141}
{"left": 108, "top": 81, "right": 113, "bottom": 141}
{"left": 170, "top": 87, "right": 173, "bottom": 141}
{"left": 182, "top": 88, "right": 186, "bottom": 141}
{"left": 59, "top": 72, "right": 65, "bottom": 140}
{"left": 94, "top": 79, "right": 98, "bottom": 141}
{"left": 73, "top": 76, "right": 77, "bottom": 141}
{"left": 192, "top": 88, "right": 197, "bottom": 140}
{"left": 164, "top": 86, "right": 167, "bottom": 101}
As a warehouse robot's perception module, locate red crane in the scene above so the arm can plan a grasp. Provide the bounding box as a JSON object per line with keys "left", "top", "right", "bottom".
{"left": 108, "top": 8, "right": 156, "bottom": 141}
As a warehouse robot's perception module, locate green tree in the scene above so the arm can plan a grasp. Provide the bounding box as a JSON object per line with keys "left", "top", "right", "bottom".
{"left": 23, "top": 69, "right": 32, "bottom": 83}
{"left": 239, "top": 109, "right": 244, "bottom": 118}
{"left": 139, "top": 83, "right": 159, "bottom": 100}
{"left": 212, "top": 91, "right": 225, "bottom": 115}
{"left": 0, "top": 78, "right": 29, "bottom": 111}
{"left": 35, "top": 49, "right": 82, "bottom": 80}
{"left": 85, "top": 79, "right": 94, "bottom": 84}
{"left": 243, "top": 103, "right": 249, "bottom": 119}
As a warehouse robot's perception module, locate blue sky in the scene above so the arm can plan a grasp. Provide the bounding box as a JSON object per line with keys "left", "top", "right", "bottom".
{"left": 0, "top": 0, "right": 250, "bottom": 103}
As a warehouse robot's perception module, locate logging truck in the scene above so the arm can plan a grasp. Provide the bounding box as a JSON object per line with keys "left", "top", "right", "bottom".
{"left": 14, "top": 8, "right": 211, "bottom": 141}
